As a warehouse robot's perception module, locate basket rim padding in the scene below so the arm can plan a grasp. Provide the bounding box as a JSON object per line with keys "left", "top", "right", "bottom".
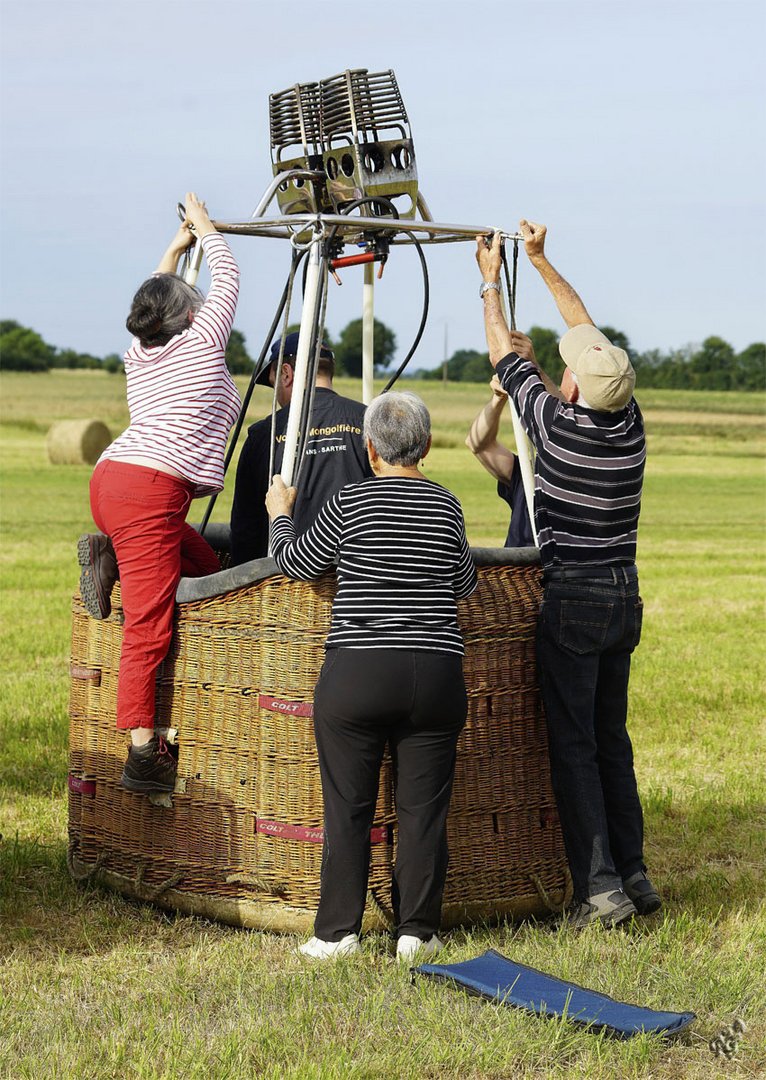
{"left": 177, "top": 522, "right": 541, "bottom": 605}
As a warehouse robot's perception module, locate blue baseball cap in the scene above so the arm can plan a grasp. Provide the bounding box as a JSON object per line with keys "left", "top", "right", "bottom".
{"left": 255, "top": 332, "right": 335, "bottom": 385}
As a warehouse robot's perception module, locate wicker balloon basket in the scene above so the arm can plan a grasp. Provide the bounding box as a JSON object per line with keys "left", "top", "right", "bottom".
{"left": 67, "top": 528, "right": 571, "bottom": 932}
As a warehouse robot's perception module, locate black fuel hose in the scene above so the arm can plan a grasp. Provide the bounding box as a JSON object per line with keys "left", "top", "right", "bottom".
{"left": 321, "top": 196, "right": 430, "bottom": 392}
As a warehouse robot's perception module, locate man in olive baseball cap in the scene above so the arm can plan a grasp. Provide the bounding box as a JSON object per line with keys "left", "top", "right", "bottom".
{"left": 476, "top": 221, "right": 658, "bottom": 931}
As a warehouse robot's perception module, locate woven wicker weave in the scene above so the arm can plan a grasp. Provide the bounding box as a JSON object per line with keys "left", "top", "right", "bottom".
{"left": 68, "top": 543, "right": 571, "bottom": 931}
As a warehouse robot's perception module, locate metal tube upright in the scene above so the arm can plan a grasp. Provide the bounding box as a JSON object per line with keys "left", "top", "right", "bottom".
{"left": 280, "top": 234, "right": 324, "bottom": 486}
{"left": 362, "top": 263, "right": 375, "bottom": 405}
{"left": 497, "top": 285, "right": 539, "bottom": 547}
{"left": 183, "top": 241, "right": 205, "bottom": 287}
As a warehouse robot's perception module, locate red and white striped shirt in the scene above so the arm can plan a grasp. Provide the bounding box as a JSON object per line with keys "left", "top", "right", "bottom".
{"left": 100, "top": 232, "right": 242, "bottom": 496}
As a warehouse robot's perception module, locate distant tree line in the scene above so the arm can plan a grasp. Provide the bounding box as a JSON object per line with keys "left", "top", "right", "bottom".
{"left": 417, "top": 325, "right": 765, "bottom": 392}
{"left": 1, "top": 317, "right": 763, "bottom": 391}
{"left": 0, "top": 320, "right": 125, "bottom": 374}
{"left": 0, "top": 318, "right": 398, "bottom": 380}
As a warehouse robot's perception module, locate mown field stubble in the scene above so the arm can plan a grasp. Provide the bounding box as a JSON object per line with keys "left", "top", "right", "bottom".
{"left": 1, "top": 370, "right": 764, "bottom": 1080}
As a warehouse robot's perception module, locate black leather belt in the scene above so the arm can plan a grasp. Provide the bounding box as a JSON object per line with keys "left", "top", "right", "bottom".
{"left": 543, "top": 565, "right": 638, "bottom": 583}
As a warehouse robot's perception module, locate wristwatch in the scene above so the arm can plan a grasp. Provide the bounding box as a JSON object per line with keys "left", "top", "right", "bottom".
{"left": 479, "top": 281, "right": 502, "bottom": 299}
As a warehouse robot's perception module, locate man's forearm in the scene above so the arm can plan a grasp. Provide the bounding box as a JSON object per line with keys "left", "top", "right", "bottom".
{"left": 483, "top": 291, "right": 563, "bottom": 398}
{"left": 467, "top": 395, "right": 505, "bottom": 452}
{"left": 529, "top": 254, "right": 594, "bottom": 329}
{"left": 482, "top": 291, "right": 513, "bottom": 366}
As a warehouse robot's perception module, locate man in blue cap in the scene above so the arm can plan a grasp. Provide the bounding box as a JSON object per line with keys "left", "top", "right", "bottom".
{"left": 230, "top": 332, "right": 371, "bottom": 564}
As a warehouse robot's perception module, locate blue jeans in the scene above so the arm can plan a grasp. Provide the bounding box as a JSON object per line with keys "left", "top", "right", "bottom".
{"left": 536, "top": 569, "right": 645, "bottom": 901}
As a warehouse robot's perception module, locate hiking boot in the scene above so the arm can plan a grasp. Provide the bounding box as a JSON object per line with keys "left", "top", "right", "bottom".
{"left": 623, "top": 871, "right": 662, "bottom": 916}
{"left": 78, "top": 533, "right": 118, "bottom": 619}
{"left": 396, "top": 934, "right": 443, "bottom": 963}
{"left": 155, "top": 728, "right": 179, "bottom": 762}
{"left": 120, "top": 736, "right": 178, "bottom": 794}
{"left": 563, "top": 889, "right": 637, "bottom": 929}
{"left": 296, "top": 934, "right": 361, "bottom": 960}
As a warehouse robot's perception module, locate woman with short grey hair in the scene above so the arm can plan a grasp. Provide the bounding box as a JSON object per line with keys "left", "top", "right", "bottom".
{"left": 363, "top": 390, "right": 431, "bottom": 466}
{"left": 267, "top": 390, "right": 477, "bottom": 963}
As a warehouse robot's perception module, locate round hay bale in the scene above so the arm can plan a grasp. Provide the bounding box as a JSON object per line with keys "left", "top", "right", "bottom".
{"left": 47, "top": 419, "right": 112, "bottom": 465}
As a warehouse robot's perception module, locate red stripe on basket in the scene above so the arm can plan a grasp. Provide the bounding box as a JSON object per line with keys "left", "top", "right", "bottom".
{"left": 256, "top": 819, "right": 389, "bottom": 844}
{"left": 70, "top": 665, "right": 101, "bottom": 685}
{"left": 258, "top": 695, "right": 313, "bottom": 718}
{"left": 68, "top": 774, "right": 96, "bottom": 796}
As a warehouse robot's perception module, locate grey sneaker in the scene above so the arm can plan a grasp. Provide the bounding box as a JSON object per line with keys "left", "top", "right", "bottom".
{"left": 120, "top": 736, "right": 177, "bottom": 794}
{"left": 564, "top": 889, "right": 637, "bottom": 929}
{"left": 623, "top": 871, "right": 662, "bottom": 915}
{"left": 78, "top": 533, "right": 118, "bottom": 619}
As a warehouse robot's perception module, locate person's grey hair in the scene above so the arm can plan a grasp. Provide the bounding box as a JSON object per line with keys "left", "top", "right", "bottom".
{"left": 363, "top": 391, "right": 431, "bottom": 466}
{"left": 126, "top": 273, "right": 204, "bottom": 349}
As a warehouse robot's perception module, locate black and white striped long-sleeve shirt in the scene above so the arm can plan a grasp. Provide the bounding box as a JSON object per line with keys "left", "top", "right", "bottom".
{"left": 270, "top": 476, "right": 478, "bottom": 654}
{"left": 497, "top": 351, "right": 646, "bottom": 567}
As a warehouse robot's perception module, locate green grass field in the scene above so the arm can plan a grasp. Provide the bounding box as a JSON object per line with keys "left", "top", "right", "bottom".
{"left": 1, "top": 370, "right": 764, "bottom": 1079}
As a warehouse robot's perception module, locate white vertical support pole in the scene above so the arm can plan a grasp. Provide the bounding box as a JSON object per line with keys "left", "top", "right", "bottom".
{"left": 497, "top": 288, "right": 539, "bottom": 547}
{"left": 362, "top": 262, "right": 375, "bottom": 405}
{"left": 183, "top": 240, "right": 205, "bottom": 287}
{"left": 281, "top": 236, "right": 323, "bottom": 486}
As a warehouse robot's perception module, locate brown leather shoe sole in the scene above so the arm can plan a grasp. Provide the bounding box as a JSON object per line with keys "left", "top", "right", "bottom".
{"left": 77, "top": 534, "right": 112, "bottom": 619}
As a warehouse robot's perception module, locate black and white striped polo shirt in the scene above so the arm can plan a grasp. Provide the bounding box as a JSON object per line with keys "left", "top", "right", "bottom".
{"left": 497, "top": 351, "right": 646, "bottom": 568}
{"left": 270, "top": 476, "right": 477, "bottom": 654}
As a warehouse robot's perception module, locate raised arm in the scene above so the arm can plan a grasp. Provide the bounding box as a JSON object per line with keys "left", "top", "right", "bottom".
{"left": 519, "top": 220, "right": 595, "bottom": 329}
{"left": 475, "top": 233, "right": 513, "bottom": 366}
{"left": 465, "top": 377, "right": 517, "bottom": 484}
{"left": 181, "top": 192, "right": 239, "bottom": 349}
{"left": 155, "top": 223, "right": 196, "bottom": 274}
{"left": 154, "top": 192, "right": 216, "bottom": 274}
{"left": 182, "top": 191, "right": 217, "bottom": 242}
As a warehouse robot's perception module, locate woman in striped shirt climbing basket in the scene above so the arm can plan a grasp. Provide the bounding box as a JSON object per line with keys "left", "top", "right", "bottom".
{"left": 78, "top": 192, "right": 241, "bottom": 796}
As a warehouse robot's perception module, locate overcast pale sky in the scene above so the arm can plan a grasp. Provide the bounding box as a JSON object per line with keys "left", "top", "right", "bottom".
{"left": 1, "top": 0, "right": 764, "bottom": 370}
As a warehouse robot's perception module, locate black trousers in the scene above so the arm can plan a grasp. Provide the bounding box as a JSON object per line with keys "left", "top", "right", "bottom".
{"left": 536, "top": 571, "right": 645, "bottom": 901}
{"left": 312, "top": 648, "right": 467, "bottom": 942}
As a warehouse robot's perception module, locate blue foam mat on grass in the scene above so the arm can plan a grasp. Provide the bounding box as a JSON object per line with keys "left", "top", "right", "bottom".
{"left": 414, "top": 949, "right": 695, "bottom": 1039}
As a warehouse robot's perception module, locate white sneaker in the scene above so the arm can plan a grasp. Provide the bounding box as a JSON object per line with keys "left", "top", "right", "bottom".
{"left": 396, "top": 934, "right": 443, "bottom": 962}
{"left": 297, "top": 934, "right": 360, "bottom": 959}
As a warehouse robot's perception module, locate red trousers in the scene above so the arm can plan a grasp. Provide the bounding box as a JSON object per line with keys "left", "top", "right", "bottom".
{"left": 89, "top": 460, "right": 220, "bottom": 730}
